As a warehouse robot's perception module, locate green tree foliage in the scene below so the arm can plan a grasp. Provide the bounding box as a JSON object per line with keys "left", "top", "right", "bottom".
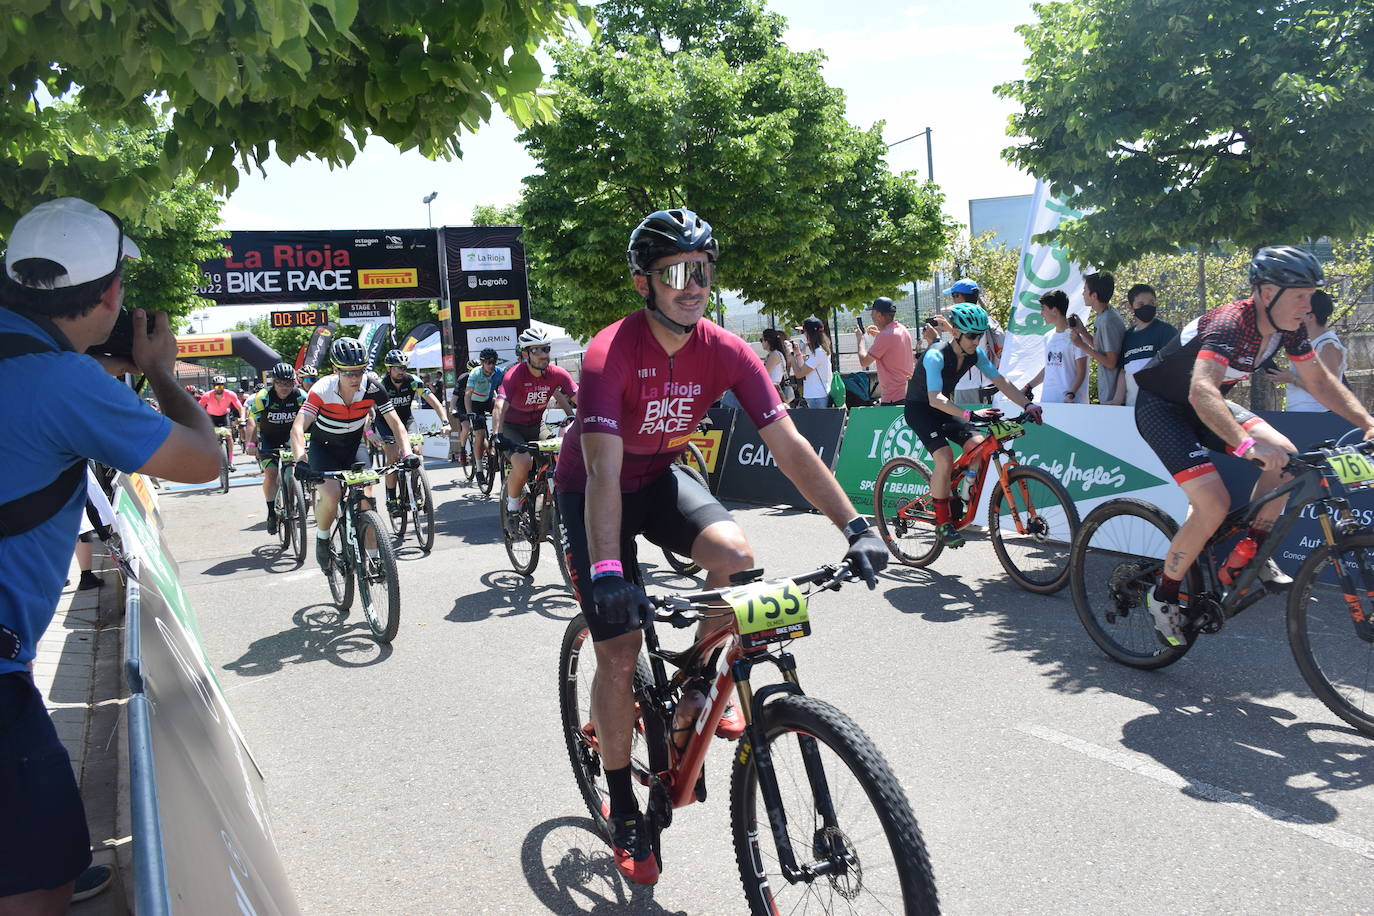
{"left": 997, "top": 0, "right": 1374, "bottom": 266}
{"left": 517, "top": 0, "right": 947, "bottom": 339}
{"left": 939, "top": 231, "right": 1020, "bottom": 328}
{"left": 471, "top": 203, "right": 520, "bottom": 226}
{"left": 0, "top": 0, "right": 593, "bottom": 229}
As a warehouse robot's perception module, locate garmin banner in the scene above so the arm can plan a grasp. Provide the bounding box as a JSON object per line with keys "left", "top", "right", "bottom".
{"left": 716, "top": 407, "right": 846, "bottom": 508}
{"left": 197, "top": 229, "right": 441, "bottom": 305}
{"left": 114, "top": 480, "right": 300, "bottom": 914}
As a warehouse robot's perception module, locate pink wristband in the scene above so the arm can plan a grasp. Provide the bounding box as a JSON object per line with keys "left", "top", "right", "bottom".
{"left": 962, "top": 409, "right": 972, "bottom": 420}
{"left": 1233, "top": 437, "right": 1257, "bottom": 458}
{"left": 591, "top": 560, "right": 624, "bottom": 579}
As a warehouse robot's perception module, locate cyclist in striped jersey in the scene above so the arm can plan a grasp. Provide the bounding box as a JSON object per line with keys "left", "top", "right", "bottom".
{"left": 291, "top": 337, "right": 418, "bottom": 568}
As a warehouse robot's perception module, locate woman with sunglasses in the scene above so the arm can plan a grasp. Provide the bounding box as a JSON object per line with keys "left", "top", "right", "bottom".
{"left": 787, "top": 316, "right": 834, "bottom": 408}
{"left": 903, "top": 303, "right": 1043, "bottom": 548}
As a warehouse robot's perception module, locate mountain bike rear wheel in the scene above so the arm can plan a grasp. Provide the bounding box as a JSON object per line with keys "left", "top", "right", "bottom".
{"left": 558, "top": 616, "right": 661, "bottom": 834}
{"left": 550, "top": 491, "right": 574, "bottom": 591}
{"left": 355, "top": 509, "right": 401, "bottom": 643}
{"left": 1069, "top": 498, "right": 1195, "bottom": 668}
{"left": 873, "top": 457, "right": 942, "bottom": 567}
{"left": 988, "top": 465, "right": 1079, "bottom": 594}
{"left": 730, "top": 694, "right": 939, "bottom": 915}
{"left": 478, "top": 454, "right": 497, "bottom": 496}
{"left": 1288, "top": 533, "right": 1374, "bottom": 737}
{"left": 325, "top": 519, "right": 354, "bottom": 613}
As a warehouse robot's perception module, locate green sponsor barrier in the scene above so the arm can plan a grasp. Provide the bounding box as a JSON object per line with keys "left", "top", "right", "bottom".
{"left": 835, "top": 405, "right": 1170, "bottom": 516}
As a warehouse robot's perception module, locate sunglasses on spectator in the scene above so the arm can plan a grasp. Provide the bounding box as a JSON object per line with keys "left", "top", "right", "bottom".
{"left": 526, "top": 346, "right": 552, "bottom": 354}
{"left": 644, "top": 261, "right": 716, "bottom": 290}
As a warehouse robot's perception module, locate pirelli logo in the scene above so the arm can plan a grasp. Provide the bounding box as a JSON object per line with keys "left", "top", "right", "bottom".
{"left": 177, "top": 335, "right": 232, "bottom": 357}
{"left": 459, "top": 299, "right": 521, "bottom": 322}
{"left": 358, "top": 268, "right": 418, "bottom": 289}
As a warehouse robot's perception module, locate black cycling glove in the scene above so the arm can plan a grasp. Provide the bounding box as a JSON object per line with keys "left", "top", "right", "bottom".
{"left": 592, "top": 575, "right": 653, "bottom": 630}
{"left": 844, "top": 528, "right": 889, "bottom": 589}
{"left": 492, "top": 433, "right": 515, "bottom": 453}
{"left": 402, "top": 454, "right": 423, "bottom": 469}
{"left": 292, "top": 461, "right": 319, "bottom": 482}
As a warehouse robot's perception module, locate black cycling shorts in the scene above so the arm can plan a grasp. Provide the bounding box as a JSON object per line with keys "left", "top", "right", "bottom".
{"left": 308, "top": 437, "right": 367, "bottom": 474}
{"left": 904, "top": 401, "right": 976, "bottom": 452}
{"left": 209, "top": 412, "right": 232, "bottom": 429}
{"left": 500, "top": 422, "right": 545, "bottom": 449}
{"left": 256, "top": 436, "right": 291, "bottom": 470}
{"left": 1134, "top": 389, "right": 1264, "bottom": 484}
{"left": 372, "top": 412, "right": 413, "bottom": 444}
{"left": 557, "top": 465, "right": 734, "bottom": 642}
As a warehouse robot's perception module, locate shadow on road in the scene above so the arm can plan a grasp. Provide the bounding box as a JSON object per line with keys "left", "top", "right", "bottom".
{"left": 200, "top": 544, "right": 299, "bottom": 577}
{"left": 979, "top": 571, "right": 1374, "bottom": 824}
{"left": 878, "top": 565, "right": 982, "bottom": 621}
{"left": 448, "top": 570, "right": 580, "bottom": 624}
{"left": 222, "top": 604, "right": 393, "bottom": 676}
{"left": 520, "top": 816, "right": 686, "bottom": 915}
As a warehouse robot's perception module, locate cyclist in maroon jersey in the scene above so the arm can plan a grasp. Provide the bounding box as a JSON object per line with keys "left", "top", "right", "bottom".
{"left": 553, "top": 209, "right": 888, "bottom": 885}
{"left": 1133, "top": 246, "right": 1374, "bottom": 646}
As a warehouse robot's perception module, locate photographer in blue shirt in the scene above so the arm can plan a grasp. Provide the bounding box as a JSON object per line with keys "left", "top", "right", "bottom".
{"left": 0, "top": 198, "right": 219, "bottom": 911}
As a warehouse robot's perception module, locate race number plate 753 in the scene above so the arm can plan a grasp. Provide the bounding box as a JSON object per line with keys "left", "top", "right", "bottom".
{"left": 724, "top": 579, "right": 811, "bottom": 649}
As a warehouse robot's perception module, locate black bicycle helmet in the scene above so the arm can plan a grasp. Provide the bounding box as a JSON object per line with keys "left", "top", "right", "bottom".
{"left": 479, "top": 347, "right": 499, "bottom": 361}
{"left": 1248, "top": 246, "right": 1324, "bottom": 289}
{"left": 330, "top": 337, "right": 367, "bottom": 369}
{"left": 300, "top": 364, "right": 317, "bottom": 376}
{"left": 270, "top": 362, "right": 296, "bottom": 381}
{"left": 627, "top": 209, "right": 718, "bottom": 273}
{"left": 383, "top": 348, "right": 408, "bottom": 367}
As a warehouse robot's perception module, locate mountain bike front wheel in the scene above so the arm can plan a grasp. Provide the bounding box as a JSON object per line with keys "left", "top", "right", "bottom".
{"left": 275, "top": 479, "right": 293, "bottom": 553}
{"left": 354, "top": 509, "right": 401, "bottom": 643}
{"left": 502, "top": 487, "right": 540, "bottom": 576}
{"left": 289, "top": 477, "right": 309, "bottom": 566}
{"left": 987, "top": 465, "right": 1079, "bottom": 594}
{"left": 410, "top": 469, "right": 435, "bottom": 553}
{"left": 1288, "top": 533, "right": 1374, "bottom": 737}
{"left": 730, "top": 694, "right": 939, "bottom": 915}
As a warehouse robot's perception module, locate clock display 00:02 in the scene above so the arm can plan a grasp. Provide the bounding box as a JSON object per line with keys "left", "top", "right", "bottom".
{"left": 269, "top": 308, "right": 329, "bottom": 328}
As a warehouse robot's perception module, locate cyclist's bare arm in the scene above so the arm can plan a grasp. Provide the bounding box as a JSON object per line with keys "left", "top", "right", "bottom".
{"left": 1293, "top": 356, "right": 1374, "bottom": 437}
{"left": 381, "top": 409, "right": 413, "bottom": 457}
{"left": 758, "top": 417, "right": 861, "bottom": 529}
{"left": 582, "top": 431, "right": 626, "bottom": 564}
{"left": 1189, "top": 359, "right": 1285, "bottom": 471}
{"left": 491, "top": 397, "right": 508, "bottom": 435}
{"left": 131, "top": 315, "right": 220, "bottom": 482}
{"left": 290, "top": 410, "right": 315, "bottom": 461}
{"left": 244, "top": 414, "right": 258, "bottom": 444}
{"left": 554, "top": 390, "right": 577, "bottom": 413}
{"left": 927, "top": 390, "right": 966, "bottom": 418}
{"left": 464, "top": 391, "right": 476, "bottom": 417}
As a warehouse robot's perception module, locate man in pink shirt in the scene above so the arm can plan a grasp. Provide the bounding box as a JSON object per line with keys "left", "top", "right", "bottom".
{"left": 855, "top": 296, "right": 914, "bottom": 405}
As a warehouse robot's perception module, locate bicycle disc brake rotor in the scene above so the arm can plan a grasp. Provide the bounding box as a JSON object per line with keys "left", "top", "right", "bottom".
{"left": 812, "top": 825, "right": 862, "bottom": 900}
{"left": 1025, "top": 514, "right": 1051, "bottom": 541}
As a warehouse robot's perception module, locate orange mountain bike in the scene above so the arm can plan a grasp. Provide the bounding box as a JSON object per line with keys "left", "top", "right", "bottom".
{"left": 873, "top": 413, "right": 1080, "bottom": 594}
{"left": 558, "top": 558, "right": 939, "bottom": 914}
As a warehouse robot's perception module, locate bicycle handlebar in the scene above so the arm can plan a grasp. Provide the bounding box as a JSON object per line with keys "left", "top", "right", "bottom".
{"left": 648, "top": 561, "right": 857, "bottom": 626}
{"left": 1241, "top": 437, "right": 1374, "bottom": 472}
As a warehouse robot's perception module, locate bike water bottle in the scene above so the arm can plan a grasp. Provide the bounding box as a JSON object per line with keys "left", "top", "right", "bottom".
{"left": 1219, "top": 537, "right": 1258, "bottom": 586}
{"left": 958, "top": 466, "right": 976, "bottom": 501}
{"left": 672, "top": 689, "right": 708, "bottom": 751}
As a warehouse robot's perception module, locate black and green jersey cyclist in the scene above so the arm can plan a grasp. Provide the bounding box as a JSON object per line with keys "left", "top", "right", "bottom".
{"left": 245, "top": 362, "right": 307, "bottom": 534}
{"left": 903, "top": 303, "right": 1043, "bottom": 547}
{"left": 375, "top": 348, "right": 450, "bottom": 512}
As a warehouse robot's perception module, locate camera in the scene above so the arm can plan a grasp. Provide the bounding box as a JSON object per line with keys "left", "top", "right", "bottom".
{"left": 1068, "top": 314, "right": 1081, "bottom": 328}
{"left": 86, "top": 307, "right": 154, "bottom": 361}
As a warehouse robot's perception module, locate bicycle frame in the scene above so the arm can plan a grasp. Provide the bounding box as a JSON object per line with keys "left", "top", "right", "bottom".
{"left": 895, "top": 429, "right": 1029, "bottom": 530}
{"left": 635, "top": 585, "right": 846, "bottom": 885}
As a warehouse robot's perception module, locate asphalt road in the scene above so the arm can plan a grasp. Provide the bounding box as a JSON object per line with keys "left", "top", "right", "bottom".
{"left": 160, "top": 458, "right": 1374, "bottom": 915}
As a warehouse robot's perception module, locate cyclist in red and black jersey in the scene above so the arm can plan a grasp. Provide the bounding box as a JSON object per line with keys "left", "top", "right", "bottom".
{"left": 553, "top": 209, "right": 888, "bottom": 885}
{"left": 1133, "top": 246, "right": 1374, "bottom": 646}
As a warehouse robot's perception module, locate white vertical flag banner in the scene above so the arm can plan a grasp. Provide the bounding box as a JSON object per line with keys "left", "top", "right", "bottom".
{"left": 1000, "top": 180, "right": 1093, "bottom": 389}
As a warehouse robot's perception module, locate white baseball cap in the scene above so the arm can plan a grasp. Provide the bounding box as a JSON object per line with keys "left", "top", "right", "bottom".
{"left": 4, "top": 197, "right": 140, "bottom": 288}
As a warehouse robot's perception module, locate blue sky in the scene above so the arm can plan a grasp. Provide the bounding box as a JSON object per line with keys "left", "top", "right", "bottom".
{"left": 201, "top": 0, "right": 1038, "bottom": 330}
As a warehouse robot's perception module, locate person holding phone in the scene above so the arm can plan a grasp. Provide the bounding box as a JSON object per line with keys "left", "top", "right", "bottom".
{"left": 855, "top": 296, "right": 914, "bottom": 405}
{"left": 1025, "top": 290, "right": 1088, "bottom": 403}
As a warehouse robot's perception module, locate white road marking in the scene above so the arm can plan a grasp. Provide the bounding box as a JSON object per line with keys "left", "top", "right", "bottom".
{"left": 1017, "top": 722, "right": 1374, "bottom": 863}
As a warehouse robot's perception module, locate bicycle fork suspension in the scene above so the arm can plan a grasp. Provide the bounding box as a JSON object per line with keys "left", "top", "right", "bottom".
{"left": 736, "top": 653, "right": 847, "bottom": 884}
{"left": 1318, "top": 512, "right": 1374, "bottom": 643}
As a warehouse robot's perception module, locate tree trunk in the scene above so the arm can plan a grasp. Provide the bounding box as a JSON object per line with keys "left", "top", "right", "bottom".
{"left": 1197, "top": 245, "right": 1207, "bottom": 315}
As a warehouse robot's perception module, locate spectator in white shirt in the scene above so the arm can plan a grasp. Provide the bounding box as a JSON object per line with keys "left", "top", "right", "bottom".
{"left": 1026, "top": 290, "right": 1088, "bottom": 403}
